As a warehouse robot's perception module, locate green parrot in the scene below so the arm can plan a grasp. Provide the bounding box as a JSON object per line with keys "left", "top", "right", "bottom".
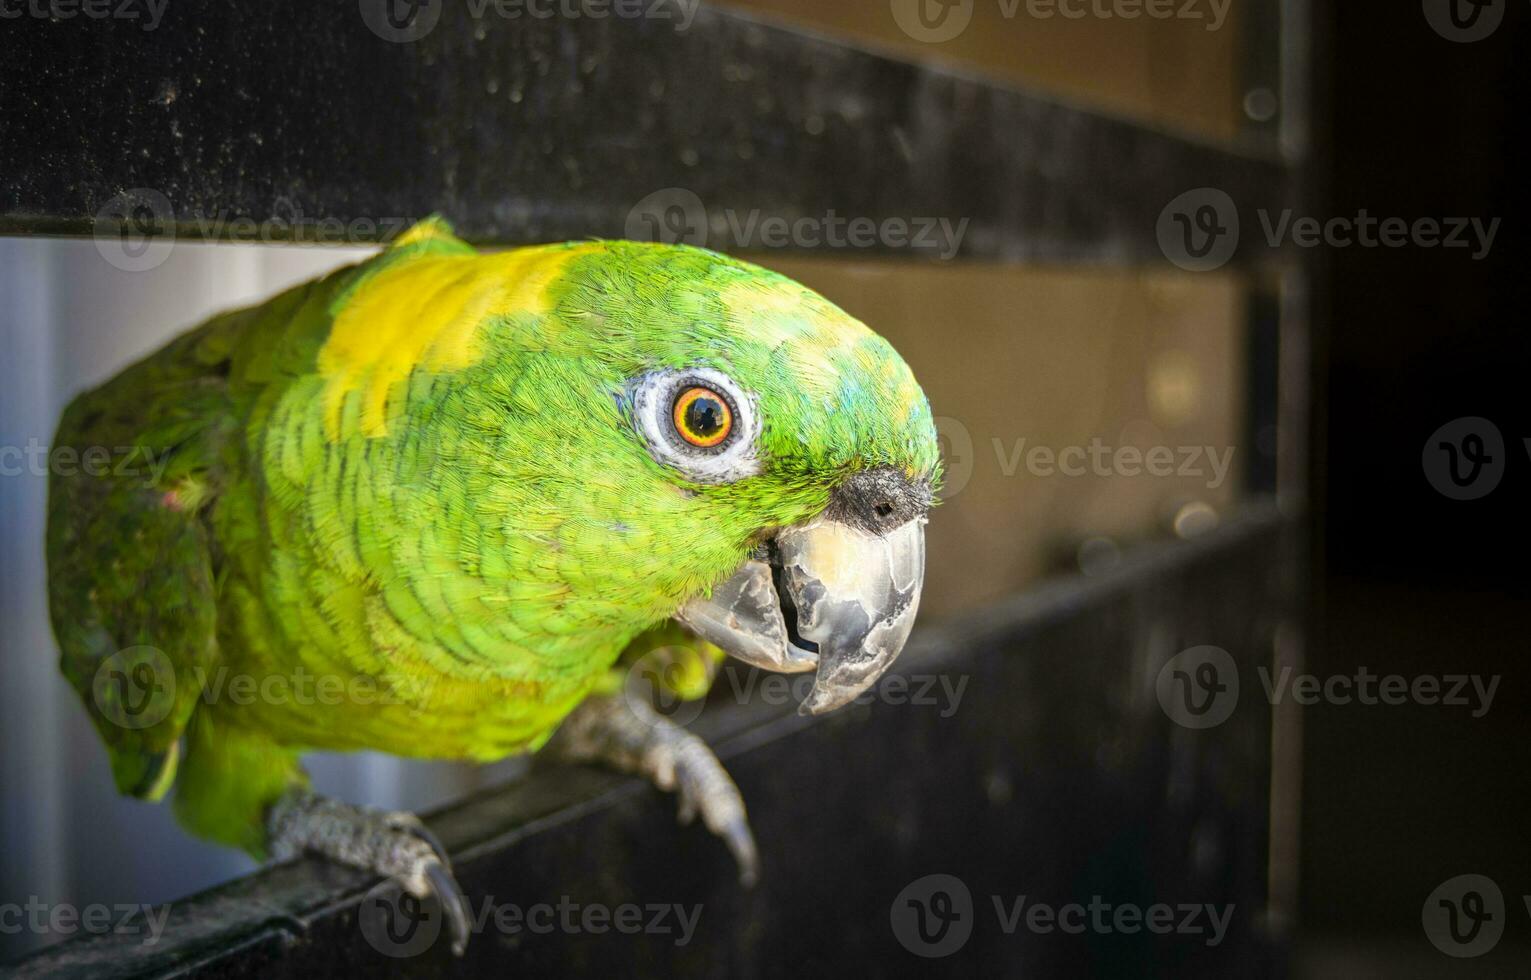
{"left": 47, "top": 218, "right": 938, "bottom": 953}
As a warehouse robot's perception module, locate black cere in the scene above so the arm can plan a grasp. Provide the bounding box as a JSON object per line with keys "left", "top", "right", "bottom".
{"left": 827, "top": 467, "right": 933, "bottom": 534}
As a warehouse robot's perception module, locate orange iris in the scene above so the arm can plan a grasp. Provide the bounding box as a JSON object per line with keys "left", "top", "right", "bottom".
{"left": 672, "top": 386, "right": 733, "bottom": 448}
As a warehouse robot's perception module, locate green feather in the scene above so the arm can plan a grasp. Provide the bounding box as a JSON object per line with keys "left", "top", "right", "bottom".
{"left": 47, "top": 219, "right": 939, "bottom": 853}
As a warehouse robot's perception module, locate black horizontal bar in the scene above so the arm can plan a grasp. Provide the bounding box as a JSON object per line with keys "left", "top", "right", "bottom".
{"left": 1, "top": 1, "right": 1286, "bottom": 264}
{"left": 11, "top": 502, "right": 1288, "bottom": 978}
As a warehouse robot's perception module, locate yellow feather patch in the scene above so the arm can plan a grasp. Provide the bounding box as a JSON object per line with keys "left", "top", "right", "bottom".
{"left": 718, "top": 278, "right": 869, "bottom": 392}
{"left": 318, "top": 243, "right": 602, "bottom": 439}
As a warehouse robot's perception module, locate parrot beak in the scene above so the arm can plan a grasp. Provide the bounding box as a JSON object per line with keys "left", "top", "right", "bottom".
{"left": 775, "top": 513, "right": 926, "bottom": 715}
{"left": 674, "top": 557, "right": 821, "bottom": 675}
{"left": 676, "top": 468, "right": 929, "bottom": 717}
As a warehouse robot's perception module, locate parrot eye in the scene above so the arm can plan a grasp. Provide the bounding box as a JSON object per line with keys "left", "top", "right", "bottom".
{"left": 672, "top": 386, "right": 734, "bottom": 448}
{"left": 630, "top": 368, "right": 761, "bottom": 484}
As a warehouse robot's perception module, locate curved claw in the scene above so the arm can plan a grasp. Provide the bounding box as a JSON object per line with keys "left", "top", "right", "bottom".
{"left": 671, "top": 737, "right": 759, "bottom": 886}
{"left": 718, "top": 816, "right": 760, "bottom": 888}
{"left": 266, "top": 791, "right": 474, "bottom": 956}
{"left": 423, "top": 861, "right": 472, "bottom": 957}
{"left": 547, "top": 696, "right": 763, "bottom": 890}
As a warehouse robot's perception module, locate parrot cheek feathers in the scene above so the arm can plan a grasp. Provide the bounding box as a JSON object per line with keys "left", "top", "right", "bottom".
{"left": 675, "top": 468, "right": 929, "bottom": 716}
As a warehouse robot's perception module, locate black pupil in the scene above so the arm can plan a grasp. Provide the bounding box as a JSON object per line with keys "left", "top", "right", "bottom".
{"left": 684, "top": 395, "right": 726, "bottom": 438}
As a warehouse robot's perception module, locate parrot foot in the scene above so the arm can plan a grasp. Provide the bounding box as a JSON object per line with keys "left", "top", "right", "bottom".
{"left": 547, "top": 693, "right": 760, "bottom": 886}
{"left": 266, "top": 788, "right": 471, "bottom": 955}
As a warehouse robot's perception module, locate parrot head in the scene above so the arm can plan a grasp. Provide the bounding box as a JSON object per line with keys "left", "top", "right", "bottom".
{"left": 422, "top": 234, "right": 940, "bottom": 714}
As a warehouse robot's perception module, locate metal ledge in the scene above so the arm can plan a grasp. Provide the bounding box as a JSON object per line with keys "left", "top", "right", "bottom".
{"left": 12, "top": 502, "right": 1290, "bottom": 978}
{"left": 2, "top": 1, "right": 1285, "bottom": 264}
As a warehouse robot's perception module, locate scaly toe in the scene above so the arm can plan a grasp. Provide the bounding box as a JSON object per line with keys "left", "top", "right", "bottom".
{"left": 383, "top": 811, "right": 453, "bottom": 870}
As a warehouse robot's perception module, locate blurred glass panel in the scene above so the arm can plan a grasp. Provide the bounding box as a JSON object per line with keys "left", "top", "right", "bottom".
{"left": 723, "top": 0, "right": 1247, "bottom": 142}
{"left": 757, "top": 256, "right": 1247, "bottom": 614}
{"left": 0, "top": 239, "right": 499, "bottom": 961}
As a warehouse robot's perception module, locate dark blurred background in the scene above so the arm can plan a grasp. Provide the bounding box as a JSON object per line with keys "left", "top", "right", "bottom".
{"left": 1302, "top": 0, "right": 1530, "bottom": 969}
{"left": 0, "top": 0, "right": 1526, "bottom": 973}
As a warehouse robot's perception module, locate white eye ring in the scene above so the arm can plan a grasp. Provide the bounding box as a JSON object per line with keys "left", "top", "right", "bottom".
{"left": 631, "top": 368, "right": 763, "bottom": 485}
